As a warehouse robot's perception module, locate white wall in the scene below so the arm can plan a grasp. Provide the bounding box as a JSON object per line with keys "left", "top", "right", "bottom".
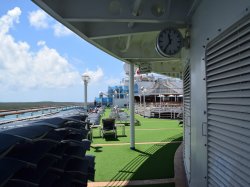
{"left": 188, "top": 0, "right": 250, "bottom": 186}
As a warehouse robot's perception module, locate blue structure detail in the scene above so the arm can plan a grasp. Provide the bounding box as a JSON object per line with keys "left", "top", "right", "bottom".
{"left": 95, "top": 84, "right": 138, "bottom": 106}
{"left": 94, "top": 97, "right": 113, "bottom": 106}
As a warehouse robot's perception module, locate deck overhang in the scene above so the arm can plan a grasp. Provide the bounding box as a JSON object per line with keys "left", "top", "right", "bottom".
{"left": 32, "top": 0, "right": 200, "bottom": 77}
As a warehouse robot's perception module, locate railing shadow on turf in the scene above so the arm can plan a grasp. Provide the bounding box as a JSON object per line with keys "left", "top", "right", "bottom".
{"left": 105, "top": 133, "right": 183, "bottom": 187}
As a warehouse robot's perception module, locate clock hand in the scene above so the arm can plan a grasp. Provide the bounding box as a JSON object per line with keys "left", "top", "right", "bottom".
{"left": 168, "top": 33, "right": 171, "bottom": 44}
{"left": 163, "top": 34, "right": 171, "bottom": 52}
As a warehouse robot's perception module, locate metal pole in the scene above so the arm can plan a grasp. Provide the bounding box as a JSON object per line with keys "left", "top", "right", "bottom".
{"left": 143, "top": 93, "right": 146, "bottom": 117}
{"left": 159, "top": 95, "right": 161, "bottom": 118}
{"left": 84, "top": 80, "right": 87, "bottom": 110}
{"left": 127, "top": 93, "right": 129, "bottom": 109}
{"left": 129, "top": 63, "right": 135, "bottom": 150}
{"left": 160, "top": 95, "right": 161, "bottom": 107}
{"left": 140, "top": 95, "right": 141, "bottom": 108}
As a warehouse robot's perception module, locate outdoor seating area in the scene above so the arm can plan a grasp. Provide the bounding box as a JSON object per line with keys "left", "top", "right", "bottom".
{"left": 0, "top": 111, "right": 95, "bottom": 187}
{"left": 87, "top": 113, "right": 101, "bottom": 126}
{"left": 89, "top": 108, "right": 183, "bottom": 186}
{"left": 0, "top": 107, "right": 184, "bottom": 187}
{"left": 87, "top": 106, "right": 129, "bottom": 140}
{"left": 109, "top": 107, "right": 130, "bottom": 124}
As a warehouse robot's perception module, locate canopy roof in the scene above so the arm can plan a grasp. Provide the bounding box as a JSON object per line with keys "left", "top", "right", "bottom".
{"left": 32, "top": 0, "right": 200, "bottom": 78}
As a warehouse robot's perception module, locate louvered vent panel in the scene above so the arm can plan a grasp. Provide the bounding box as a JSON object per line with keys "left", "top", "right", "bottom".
{"left": 206, "top": 14, "right": 250, "bottom": 187}
{"left": 183, "top": 63, "right": 191, "bottom": 183}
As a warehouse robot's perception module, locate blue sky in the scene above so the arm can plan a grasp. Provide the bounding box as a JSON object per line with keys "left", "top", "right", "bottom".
{"left": 0, "top": 1, "right": 125, "bottom": 102}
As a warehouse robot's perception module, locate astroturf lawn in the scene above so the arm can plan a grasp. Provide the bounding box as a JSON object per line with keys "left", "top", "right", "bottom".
{"left": 92, "top": 129, "right": 182, "bottom": 144}
{"left": 89, "top": 143, "right": 180, "bottom": 182}
{"left": 88, "top": 108, "right": 183, "bottom": 182}
{"left": 91, "top": 109, "right": 183, "bottom": 144}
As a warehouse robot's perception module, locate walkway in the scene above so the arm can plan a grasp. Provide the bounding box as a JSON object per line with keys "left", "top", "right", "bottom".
{"left": 174, "top": 143, "right": 187, "bottom": 187}
{"left": 89, "top": 178, "right": 175, "bottom": 187}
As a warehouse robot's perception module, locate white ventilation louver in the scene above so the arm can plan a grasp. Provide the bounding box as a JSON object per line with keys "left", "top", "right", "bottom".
{"left": 206, "top": 14, "right": 250, "bottom": 187}
{"left": 183, "top": 62, "right": 191, "bottom": 183}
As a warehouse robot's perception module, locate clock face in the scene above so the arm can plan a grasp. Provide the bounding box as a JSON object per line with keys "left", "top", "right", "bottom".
{"left": 156, "top": 28, "right": 183, "bottom": 57}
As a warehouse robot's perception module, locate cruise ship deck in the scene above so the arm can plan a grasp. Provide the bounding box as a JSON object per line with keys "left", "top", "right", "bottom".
{"left": 0, "top": 0, "right": 249, "bottom": 186}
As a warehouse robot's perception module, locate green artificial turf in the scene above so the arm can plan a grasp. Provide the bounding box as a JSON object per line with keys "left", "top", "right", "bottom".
{"left": 91, "top": 109, "right": 183, "bottom": 144}
{"left": 92, "top": 129, "right": 182, "bottom": 144}
{"left": 89, "top": 143, "right": 180, "bottom": 182}
{"left": 88, "top": 108, "right": 183, "bottom": 183}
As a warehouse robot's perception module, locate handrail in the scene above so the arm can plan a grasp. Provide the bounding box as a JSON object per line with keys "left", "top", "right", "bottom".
{"left": 0, "top": 106, "right": 82, "bottom": 125}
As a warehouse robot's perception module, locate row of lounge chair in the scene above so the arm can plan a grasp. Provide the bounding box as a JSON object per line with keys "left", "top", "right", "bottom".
{"left": 0, "top": 112, "right": 95, "bottom": 187}
{"left": 109, "top": 107, "right": 130, "bottom": 124}
{"left": 86, "top": 113, "right": 101, "bottom": 126}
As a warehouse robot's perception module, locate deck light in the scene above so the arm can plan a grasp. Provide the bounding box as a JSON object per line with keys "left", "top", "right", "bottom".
{"left": 82, "top": 73, "right": 90, "bottom": 110}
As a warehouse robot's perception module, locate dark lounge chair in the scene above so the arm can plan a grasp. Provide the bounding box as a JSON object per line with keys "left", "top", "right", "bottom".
{"left": 4, "top": 140, "right": 57, "bottom": 167}
{"left": 0, "top": 158, "right": 33, "bottom": 186}
{"left": 101, "top": 118, "right": 117, "bottom": 138}
{"left": 0, "top": 134, "right": 30, "bottom": 156}
{"left": 0, "top": 112, "right": 94, "bottom": 187}
{"left": 8, "top": 155, "right": 58, "bottom": 185}
{"left": 85, "top": 155, "right": 95, "bottom": 181}
{"left": 1, "top": 125, "right": 54, "bottom": 140}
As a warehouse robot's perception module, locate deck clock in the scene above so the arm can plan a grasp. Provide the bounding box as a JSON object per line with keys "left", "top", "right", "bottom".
{"left": 156, "top": 28, "right": 183, "bottom": 57}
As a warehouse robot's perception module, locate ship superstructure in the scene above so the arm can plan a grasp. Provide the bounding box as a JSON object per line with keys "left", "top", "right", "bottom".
{"left": 95, "top": 64, "right": 183, "bottom": 118}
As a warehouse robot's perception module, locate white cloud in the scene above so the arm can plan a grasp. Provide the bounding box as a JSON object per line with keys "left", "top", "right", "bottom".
{"left": 37, "top": 40, "right": 46, "bottom": 46}
{"left": 0, "top": 8, "right": 80, "bottom": 91}
{"left": 53, "top": 22, "right": 72, "bottom": 37}
{"left": 28, "top": 9, "right": 72, "bottom": 37}
{"left": 83, "top": 67, "right": 104, "bottom": 83}
{"left": 28, "top": 9, "right": 50, "bottom": 29}
{"left": 105, "top": 78, "right": 120, "bottom": 85}
{"left": 0, "top": 7, "right": 21, "bottom": 35}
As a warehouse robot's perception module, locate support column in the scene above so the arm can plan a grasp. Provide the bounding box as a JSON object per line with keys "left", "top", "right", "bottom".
{"left": 143, "top": 93, "right": 146, "bottom": 117}
{"left": 129, "top": 63, "right": 135, "bottom": 150}
{"left": 84, "top": 81, "right": 88, "bottom": 110}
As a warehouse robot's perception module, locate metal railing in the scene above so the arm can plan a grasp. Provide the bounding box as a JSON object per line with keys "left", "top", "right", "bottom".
{"left": 0, "top": 106, "right": 82, "bottom": 125}
{"left": 135, "top": 103, "right": 183, "bottom": 119}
